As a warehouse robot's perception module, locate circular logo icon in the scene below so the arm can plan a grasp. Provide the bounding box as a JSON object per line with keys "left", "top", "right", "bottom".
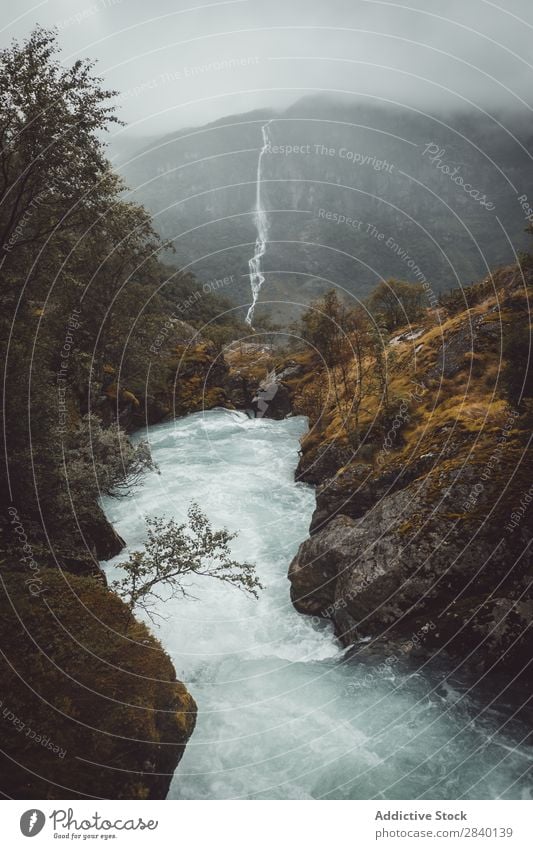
{"left": 20, "top": 810, "right": 45, "bottom": 837}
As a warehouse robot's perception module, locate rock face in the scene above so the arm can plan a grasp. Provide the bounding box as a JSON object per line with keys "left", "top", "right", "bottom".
{"left": 223, "top": 346, "right": 304, "bottom": 419}
{"left": 0, "top": 566, "right": 196, "bottom": 800}
{"left": 295, "top": 440, "right": 354, "bottom": 485}
{"left": 290, "top": 466, "right": 532, "bottom": 675}
{"left": 252, "top": 379, "right": 292, "bottom": 419}
{"left": 80, "top": 503, "right": 126, "bottom": 561}
{"left": 288, "top": 264, "right": 533, "bottom": 684}
{"left": 291, "top": 465, "right": 533, "bottom": 683}
{"left": 122, "top": 101, "right": 533, "bottom": 325}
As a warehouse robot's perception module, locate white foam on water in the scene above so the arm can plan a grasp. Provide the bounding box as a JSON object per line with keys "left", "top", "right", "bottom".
{"left": 101, "top": 409, "right": 532, "bottom": 800}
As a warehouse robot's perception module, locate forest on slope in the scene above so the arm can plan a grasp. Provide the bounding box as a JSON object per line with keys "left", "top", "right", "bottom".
{"left": 0, "top": 28, "right": 244, "bottom": 799}
{"left": 1, "top": 25, "right": 532, "bottom": 800}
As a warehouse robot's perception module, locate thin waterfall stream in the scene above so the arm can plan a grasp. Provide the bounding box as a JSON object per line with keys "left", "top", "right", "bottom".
{"left": 101, "top": 410, "right": 532, "bottom": 800}
{"left": 246, "top": 120, "right": 273, "bottom": 326}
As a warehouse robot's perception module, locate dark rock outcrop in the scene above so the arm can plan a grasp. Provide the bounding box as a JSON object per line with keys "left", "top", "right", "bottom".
{"left": 0, "top": 566, "right": 196, "bottom": 799}
{"left": 252, "top": 380, "right": 292, "bottom": 419}
{"left": 290, "top": 463, "right": 532, "bottom": 677}
{"left": 288, "top": 264, "right": 533, "bottom": 686}
{"left": 295, "top": 440, "right": 354, "bottom": 485}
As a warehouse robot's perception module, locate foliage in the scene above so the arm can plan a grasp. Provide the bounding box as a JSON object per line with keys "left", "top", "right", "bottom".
{"left": 367, "top": 279, "right": 425, "bottom": 331}
{"left": 62, "top": 414, "right": 156, "bottom": 500}
{"left": 298, "top": 290, "right": 388, "bottom": 444}
{"left": 112, "top": 504, "right": 263, "bottom": 620}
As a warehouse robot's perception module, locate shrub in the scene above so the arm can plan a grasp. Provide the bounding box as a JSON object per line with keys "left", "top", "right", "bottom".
{"left": 368, "top": 279, "right": 425, "bottom": 331}
{"left": 112, "top": 503, "right": 262, "bottom": 621}
{"left": 62, "top": 413, "right": 156, "bottom": 501}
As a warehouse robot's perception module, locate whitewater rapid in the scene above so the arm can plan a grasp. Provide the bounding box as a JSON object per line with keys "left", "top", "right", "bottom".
{"left": 102, "top": 410, "right": 532, "bottom": 800}
{"left": 246, "top": 120, "right": 272, "bottom": 326}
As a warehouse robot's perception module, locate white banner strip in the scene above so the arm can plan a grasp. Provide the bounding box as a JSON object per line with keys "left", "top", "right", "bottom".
{"left": 3, "top": 800, "right": 532, "bottom": 848}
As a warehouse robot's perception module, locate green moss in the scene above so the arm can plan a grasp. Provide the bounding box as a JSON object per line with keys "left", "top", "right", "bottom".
{"left": 0, "top": 567, "right": 196, "bottom": 799}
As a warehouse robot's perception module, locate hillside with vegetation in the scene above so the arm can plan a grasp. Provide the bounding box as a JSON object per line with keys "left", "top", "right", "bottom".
{"left": 226, "top": 265, "right": 533, "bottom": 692}
{"left": 206, "top": 254, "right": 530, "bottom": 691}
{"left": 0, "top": 28, "right": 246, "bottom": 798}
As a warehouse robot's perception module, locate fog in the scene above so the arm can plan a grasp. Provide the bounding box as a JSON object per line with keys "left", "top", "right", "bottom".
{"left": 3, "top": 0, "right": 533, "bottom": 139}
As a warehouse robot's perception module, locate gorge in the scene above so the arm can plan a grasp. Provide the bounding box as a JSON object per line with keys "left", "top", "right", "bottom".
{"left": 101, "top": 409, "right": 532, "bottom": 800}
{"left": 2, "top": 23, "right": 532, "bottom": 804}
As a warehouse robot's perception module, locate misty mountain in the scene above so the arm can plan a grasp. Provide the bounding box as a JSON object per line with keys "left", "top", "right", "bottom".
{"left": 118, "top": 96, "right": 533, "bottom": 324}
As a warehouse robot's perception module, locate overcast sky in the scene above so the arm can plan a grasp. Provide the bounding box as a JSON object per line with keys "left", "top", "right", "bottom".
{"left": 3, "top": 0, "right": 533, "bottom": 140}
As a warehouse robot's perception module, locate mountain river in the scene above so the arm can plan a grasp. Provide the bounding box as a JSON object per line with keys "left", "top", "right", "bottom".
{"left": 102, "top": 409, "right": 532, "bottom": 800}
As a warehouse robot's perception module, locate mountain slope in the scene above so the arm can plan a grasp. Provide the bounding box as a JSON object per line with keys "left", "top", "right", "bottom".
{"left": 286, "top": 261, "right": 533, "bottom": 686}
{"left": 118, "top": 97, "right": 533, "bottom": 324}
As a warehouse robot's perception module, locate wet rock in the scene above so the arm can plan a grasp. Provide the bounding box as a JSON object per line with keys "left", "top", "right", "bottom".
{"left": 252, "top": 381, "right": 292, "bottom": 419}
{"left": 289, "top": 467, "right": 532, "bottom": 673}
{"left": 224, "top": 373, "right": 255, "bottom": 409}
{"left": 295, "top": 440, "right": 354, "bottom": 485}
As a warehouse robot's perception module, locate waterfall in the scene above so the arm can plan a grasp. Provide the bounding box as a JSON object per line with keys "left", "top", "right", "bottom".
{"left": 245, "top": 120, "right": 273, "bottom": 327}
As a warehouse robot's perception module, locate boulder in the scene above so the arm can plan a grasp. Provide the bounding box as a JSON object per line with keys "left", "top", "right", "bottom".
{"left": 252, "top": 381, "right": 292, "bottom": 419}
{"left": 289, "top": 466, "right": 532, "bottom": 674}
{"left": 295, "top": 440, "right": 354, "bottom": 485}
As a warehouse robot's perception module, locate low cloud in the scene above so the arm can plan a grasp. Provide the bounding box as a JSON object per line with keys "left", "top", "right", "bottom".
{"left": 3, "top": 0, "right": 533, "bottom": 136}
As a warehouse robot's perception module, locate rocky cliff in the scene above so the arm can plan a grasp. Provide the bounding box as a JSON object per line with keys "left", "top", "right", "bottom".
{"left": 0, "top": 321, "right": 210, "bottom": 799}
{"left": 287, "top": 263, "right": 533, "bottom": 687}
{"left": 0, "top": 563, "right": 196, "bottom": 799}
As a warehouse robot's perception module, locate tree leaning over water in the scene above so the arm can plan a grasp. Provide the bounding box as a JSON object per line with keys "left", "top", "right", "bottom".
{"left": 113, "top": 504, "right": 263, "bottom": 623}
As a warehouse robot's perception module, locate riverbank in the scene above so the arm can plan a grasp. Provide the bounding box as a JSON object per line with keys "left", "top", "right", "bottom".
{"left": 100, "top": 409, "right": 532, "bottom": 800}
{"left": 285, "top": 263, "right": 533, "bottom": 703}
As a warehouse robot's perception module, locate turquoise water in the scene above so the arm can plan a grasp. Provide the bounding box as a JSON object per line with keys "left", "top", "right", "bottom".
{"left": 102, "top": 409, "right": 532, "bottom": 800}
